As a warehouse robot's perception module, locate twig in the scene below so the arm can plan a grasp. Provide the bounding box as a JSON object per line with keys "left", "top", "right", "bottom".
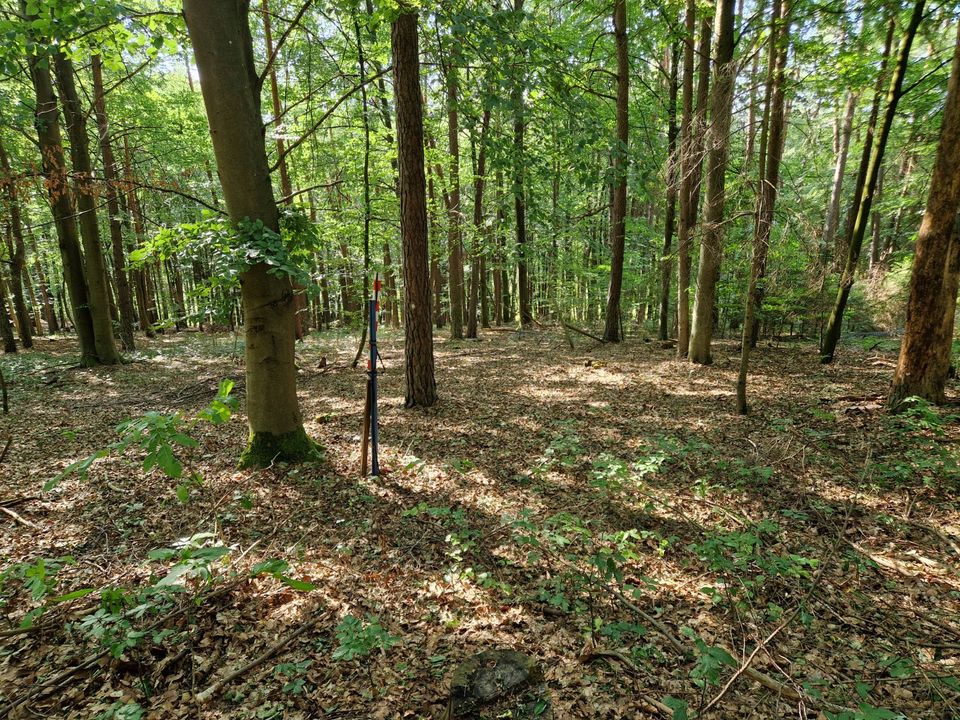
{"left": 0, "top": 435, "right": 10, "bottom": 463}
{"left": 0, "top": 505, "right": 39, "bottom": 529}
{"left": 195, "top": 609, "right": 326, "bottom": 703}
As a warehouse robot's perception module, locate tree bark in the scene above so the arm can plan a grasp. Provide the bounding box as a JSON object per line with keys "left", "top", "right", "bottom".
{"left": 392, "top": 9, "right": 437, "bottom": 408}
{"left": 29, "top": 231, "right": 58, "bottom": 332}
{"left": 689, "top": 0, "right": 737, "bottom": 364}
{"left": 889, "top": 21, "right": 960, "bottom": 408}
{"left": 737, "top": 0, "right": 790, "bottom": 413}
{"left": 603, "top": 0, "right": 629, "bottom": 342}
{"left": 92, "top": 54, "right": 136, "bottom": 351}
{"left": 467, "top": 109, "right": 491, "bottom": 339}
{"left": 821, "top": 0, "right": 924, "bottom": 363}
{"left": 0, "top": 269, "right": 15, "bottom": 353}
{"left": 512, "top": 0, "right": 532, "bottom": 327}
{"left": 183, "top": 0, "right": 316, "bottom": 466}
{"left": 822, "top": 91, "right": 858, "bottom": 264}
{"left": 53, "top": 52, "right": 122, "bottom": 365}
{"left": 23, "top": 32, "right": 98, "bottom": 365}
{"left": 444, "top": 56, "right": 465, "bottom": 340}
{"left": 659, "top": 42, "right": 680, "bottom": 341}
{"left": 122, "top": 136, "right": 157, "bottom": 338}
{"left": 0, "top": 139, "right": 32, "bottom": 348}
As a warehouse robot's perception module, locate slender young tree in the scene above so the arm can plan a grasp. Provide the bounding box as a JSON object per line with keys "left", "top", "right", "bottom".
{"left": 512, "top": 0, "right": 532, "bottom": 327}
{"left": 393, "top": 8, "right": 437, "bottom": 407}
{"left": 444, "top": 51, "right": 465, "bottom": 340}
{"left": 603, "top": 0, "right": 629, "bottom": 342}
{"left": 659, "top": 43, "right": 679, "bottom": 341}
{"left": 889, "top": 22, "right": 960, "bottom": 408}
{"left": 0, "top": 137, "right": 32, "bottom": 349}
{"left": 467, "top": 109, "right": 491, "bottom": 340}
{"left": 821, "top": 0, "right": 925, "bottom": 363}
{"left": 689, "top": 0, "right": 737, "bottom": 364}
{"left": 736, "top": 0, "right": 790, "bottom": 413}
{"left": 183, "top": 0, "right": 317, "bottom": 467}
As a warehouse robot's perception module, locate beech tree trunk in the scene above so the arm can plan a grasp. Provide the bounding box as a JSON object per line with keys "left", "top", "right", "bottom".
{"left": 603, "top": 0, "right": 629, "bottom": 342}
{"left": 821, "top": 0, "right": 924, "bottom": 363}
{"left": 183, "top": 0, "right": 316, "bottom": 467}
{"left": 0, "top": 270, "right": 15, "bottom": 353}
{"left": 889, "top": 22, "right": 960, "bottom": 408}
{"left": 92, "top": 55, "right": 136, "bottom": 351}
{"left": 23, "top": 32, "right": 98, "bottom": 366}
{"left": 0, "top": 139, "right": 32, "bottom": 349}
{"left": 53, "top": 52, "right": 122, "bottom": 365}
{"left": 689, "top": 0, "right": 737, "bottom": 364}
{"left": 392, "top": 10, "right": 437, "bottom": 408}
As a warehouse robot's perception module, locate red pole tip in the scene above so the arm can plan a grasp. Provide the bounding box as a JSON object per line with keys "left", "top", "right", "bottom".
{"left": 373, "top": 280, "right": 383, "bottom": 292}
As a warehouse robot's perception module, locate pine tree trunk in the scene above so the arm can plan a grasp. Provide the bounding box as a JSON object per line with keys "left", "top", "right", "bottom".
{"left": 92, "top": 54, "right": 136, "bottom": 351}
{"left": 821, "top": 0, "right": 924, "bottom": 363}
{"left": 183, "top": 0, "right": 316, "bottom": 467}
{"left": 392, "top": 10, "right": 437, "bottom": 408}
{"left": 603, "top": 0, "right": 629, "bottom": 342}
{"left": 889, "top": 22, "right": 960, "bottom": 408}
{"left": 689, "top": 0, "right": 737, "bottom": 364}
{"left": 53, "top": 52, "right": 122, "bottom": 365}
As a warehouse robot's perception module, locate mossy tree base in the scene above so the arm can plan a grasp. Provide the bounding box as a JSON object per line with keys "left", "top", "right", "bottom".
{"left": 238, "top": 428, "right": 322, "bottom": 469}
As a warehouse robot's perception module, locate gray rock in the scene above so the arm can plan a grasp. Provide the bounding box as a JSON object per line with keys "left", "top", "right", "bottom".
{"left": 447, "top": 650, "right": 549, "bottom": 719}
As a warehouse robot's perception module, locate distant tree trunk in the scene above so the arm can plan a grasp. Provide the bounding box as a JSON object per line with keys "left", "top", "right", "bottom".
{"left": 603, "top": 0, "right": 629, "bottom": 343}
{"left": 822, "top": 91, "right": 858, "bottom": 263}
{"left": 467, "top": 109, "right": 491, "bottom": 339}
{"left": 0, "top": 139, "right": 32, "bottom": 348}
{"left": 869, "top": 165, "right": 884, "bottom": 270}
{"left": 392, "top": 9, "right": 437, "bottom": 408}
{"left": 23, "top": 34, "right": 98, "bottom": 365}
{"left": 659, "top": 42, "right": 680, "bottom": 341}
{"left": 183, "top": 0, "right": 316, "bottom": 467}
{"left": 445, "top": 57, "right": 465, "bottom": 340}
{"left": 821, "top": 0, "right": 924, "bottom": 363}
{"left": 737, "top": 0, "right": 790, "bottom": 413}
{"left": 889, "top": 22, "right": 960, "bottom": 408}
{"left": 122, "top": 136, "right": 157, "bottom": 338}
{"left": 0, "top": 270, "right": 15, "bottom": 353}
{"left": 29, "top": 232, "right": 57, "bottom": 332}
{"left": 53, "top": 52, "right": 122, "bottom": 365}
{"left": 513, "top": 0, "right": 532, "bottom": 327}
{"left": 92, "top": 55, "right": 136, "bottom": 351}
{"left": 689, "top": 0, "right": 737, "bottom": 364}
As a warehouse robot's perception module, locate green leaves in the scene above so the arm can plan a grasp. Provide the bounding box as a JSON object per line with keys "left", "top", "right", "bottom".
{"left": 332, "top": 614, "right": 399, "bottom": 661}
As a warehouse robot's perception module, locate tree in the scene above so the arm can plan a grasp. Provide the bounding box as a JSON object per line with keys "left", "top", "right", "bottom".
{"left": 512, "top": 0, "right": 532, "bottom": 327}
{"left": 659, "top": 42, "right": 679, "bottom": 342}
{"left": 736, "top": 0, "right": 791, "bottom": 413}
{"left": 0, "top": 136, "right": 32, "bottom": 349}
{"left": 182, "top": 0, "right": 317, "bottom": 467}
{"left": 444, "top": 51, "right": 465, "bottom": 340}
{"left": 888, "top": 21, "right": 960, "bottom": 408}
{"left": 820, "top": 0, "right": 925, "bottom": 363}
{"left": 602, "top": 0, "right": 629, "bottom": 343}
{"left": 392, "top": 8, "right": 437, "bottom": 408}
{"left": 688, "top": 0, "right": 737, "bottom": 365}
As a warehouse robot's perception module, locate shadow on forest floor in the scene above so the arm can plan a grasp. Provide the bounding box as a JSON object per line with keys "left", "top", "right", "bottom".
{"left": 0, "top": 327, "right": 958, "bottom": 719}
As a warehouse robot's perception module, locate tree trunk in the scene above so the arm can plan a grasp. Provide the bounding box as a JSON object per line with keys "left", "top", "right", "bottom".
{"left": 29, "top": 231, "right": 58, "bottom": 332}
{"left": 0, "top": 269, "right": 15, "bottom": 353}
{"left": 677, "top": 1, "right": 712, "bottom": 358}
{"left": 0, "top": 140, "right": 33, "bottom": 348}
{"left": 821, "top": 0, "right": 924, "bottom": 363}
{"left": 445, "top": 58, "right": 465, "bottom": 340}
{"left": 659, "top": 42, "right": 680, "bottom": 341}
{"left": 92, "top": 54, "right": 136, "bottom": 351}
{"left": 53, "top": 52, "right": 122, "bottom": 365}
{"left": 467, "top": 109, "right": 491, "bottom": 339}
{"left": 822, "top": 91, "right": 858, "bottom": 264}
{"left": 689, "top": 0, "right": 737, "bottom": 364}
{"left": 23, "top": 32, "right": 98, "bottom": 365}
{"left": 603, "top": 0, "right": 629, "bottom": 342}
{"left": 889, "top": 22, "right": 960, "bottom": 408}
{"left": 122, "top": 136, "right": 157, "bottom": 338}
{"left": 392, "top": 9, "right": 437, "bottom": 408}
{"left": 512, "top": 0, "right": 532, "bottom": 327}
{"left": 183, "top": 0, "right": 316, "bottom": 467}
{"left": 737, "top": 0, "right": 790, "bottom": 413}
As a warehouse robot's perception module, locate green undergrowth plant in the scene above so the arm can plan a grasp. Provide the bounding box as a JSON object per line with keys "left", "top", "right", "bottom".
{"left": 45, "top": 379, "right": 238, "bottom": 501}
{"left": 874, "top": 397, "right": 959, "bottom": 489}
{"left": 332, "top": 614, "right": 399, "bottom": 661}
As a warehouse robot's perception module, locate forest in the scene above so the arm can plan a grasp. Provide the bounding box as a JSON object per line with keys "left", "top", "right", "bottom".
{"left": 0, "top": 0, "right": 959, "bottom": 717}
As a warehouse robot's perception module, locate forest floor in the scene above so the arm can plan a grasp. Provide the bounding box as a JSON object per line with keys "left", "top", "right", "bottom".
{"left": 0, "top": 326, "right": 958, "bottom": 720}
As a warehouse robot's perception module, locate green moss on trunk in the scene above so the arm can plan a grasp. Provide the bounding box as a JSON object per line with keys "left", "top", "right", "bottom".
{"left": 238, "top": 428, "right": 322, "bottom": 469}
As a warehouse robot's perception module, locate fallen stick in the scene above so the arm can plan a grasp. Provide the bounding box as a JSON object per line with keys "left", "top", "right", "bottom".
{"left": 0, "top": 435, "right": 10, "bottom": 464}
{"left": 195, "top": 610, "right": 326, "bottom": 703}
{"left": 0, "top": 505, "right": 39, "bottom": 530}
{"left": 562, "top": 322, "right": 607, "bottom": 344}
